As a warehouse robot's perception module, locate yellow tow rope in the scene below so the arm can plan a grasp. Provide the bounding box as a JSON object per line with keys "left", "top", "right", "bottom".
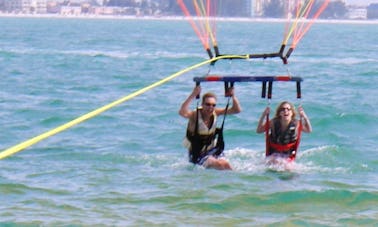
{"left": 0, "top": 55, "right": 247, "bottom": 160}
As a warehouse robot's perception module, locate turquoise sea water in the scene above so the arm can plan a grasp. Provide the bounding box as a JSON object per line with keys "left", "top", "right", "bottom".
{"left": 0, "top": 17, "right": 377, "bottom": 226}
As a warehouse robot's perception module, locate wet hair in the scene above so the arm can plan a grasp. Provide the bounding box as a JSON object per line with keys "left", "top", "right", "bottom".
{"left": 202, "top": 92, "right": 217, "bottom": 104}
{"left": 274, "top": 101, "right": 296, "bottom": 120}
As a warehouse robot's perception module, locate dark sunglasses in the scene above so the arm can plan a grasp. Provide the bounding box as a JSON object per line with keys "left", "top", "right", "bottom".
{"left": 280, "top": 107, "right": 291, "bottom": 112}
{"left": 204, "top": 103, "right": 216, "bottom": 107}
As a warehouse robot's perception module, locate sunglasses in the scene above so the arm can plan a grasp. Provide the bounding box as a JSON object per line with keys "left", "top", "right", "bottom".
{"left": 280, "top": 107, "right": 291, "bottom": 112}
{"left": 204, "top": 103, "right": 216, "bottom": 107}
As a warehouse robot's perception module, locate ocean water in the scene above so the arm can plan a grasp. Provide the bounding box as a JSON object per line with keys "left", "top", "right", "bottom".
{"left": 0, "top": 17, "right": 377, "bottom": 226}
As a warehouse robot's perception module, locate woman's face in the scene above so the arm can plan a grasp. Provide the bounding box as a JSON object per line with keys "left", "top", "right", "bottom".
{"left": 279, "top": 103, "right": 293, "bottom": 121}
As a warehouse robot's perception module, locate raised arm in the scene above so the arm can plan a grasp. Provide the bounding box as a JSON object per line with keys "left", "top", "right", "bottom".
{"left": 215, "top": 87, "right": 242, "bottom": 116}
{"left": 256, "top": 107, "right": 270, "bottom": 133}
{"left": 179, "top": 86, "right": 201, "bottom": 119}
{"left": 298, "top": 106, "right": 312, "bottom": 133}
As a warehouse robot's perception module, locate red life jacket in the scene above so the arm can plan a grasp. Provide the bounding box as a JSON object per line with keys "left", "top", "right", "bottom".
{"left": 265, "top": 116, "right": 302, "bottom": 161}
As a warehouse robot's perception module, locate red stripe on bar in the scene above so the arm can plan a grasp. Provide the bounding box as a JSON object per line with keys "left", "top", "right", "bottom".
{"left": 205, "top": 76, "right": 221, "bottom": 81}
{"left": 276, "top": 76, "right": 291, "bottom": 81}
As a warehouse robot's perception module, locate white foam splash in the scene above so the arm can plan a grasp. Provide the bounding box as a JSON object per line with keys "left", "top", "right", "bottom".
{"left": 222, "top": 145, "right": 347, "bottom": 174}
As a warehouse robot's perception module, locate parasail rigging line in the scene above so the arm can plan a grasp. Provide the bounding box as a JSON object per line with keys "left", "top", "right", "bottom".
{"left": 177, "top": 0, "right": 218, "bottom": 59}
{"left": 179, "top": 0, "right": 330, "bottom": 64}
{"left": 282, "top": 0, "right": 330, "bottom": 59}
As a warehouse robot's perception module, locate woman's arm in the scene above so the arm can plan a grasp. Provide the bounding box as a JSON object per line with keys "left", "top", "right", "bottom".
{"left": 256, "top": 107, "right": 270, "bottom": 133}
{"left": 298, "top": 106, "right": 312, "bottom": 133}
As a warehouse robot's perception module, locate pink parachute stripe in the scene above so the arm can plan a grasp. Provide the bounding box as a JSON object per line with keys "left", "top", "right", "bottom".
{"left": 177, "top": 0, "right": 209, "bottom": 50}
{"left": 292, "top": 0, "right": 330, "bottom": 48}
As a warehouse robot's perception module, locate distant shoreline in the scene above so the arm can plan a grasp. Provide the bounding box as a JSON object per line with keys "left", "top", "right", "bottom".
{"left": 1, "top": 12, "right": 378, "bottom": 24}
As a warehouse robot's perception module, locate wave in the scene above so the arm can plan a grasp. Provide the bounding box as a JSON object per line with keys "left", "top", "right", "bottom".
{"left": 293, "top": 55, "right": 378, "bottom": 65}
{"left": 0, "top": 47, "right": 205, "bottom": 61}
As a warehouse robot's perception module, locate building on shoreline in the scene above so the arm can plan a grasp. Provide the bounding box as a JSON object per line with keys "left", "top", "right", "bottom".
{"left": 0, "top": 0, "right": 376, "bottom": 20}
{"left": 347, "top": 6, "right": 367, "bottom": 19}
{"left": 367, "top": 3, "right": 378, "bottom": 18}
{"left": 1, "top": 0, "right": 47, "bottom": 14}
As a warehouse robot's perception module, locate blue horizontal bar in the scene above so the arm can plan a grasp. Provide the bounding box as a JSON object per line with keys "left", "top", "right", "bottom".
{"left": 193, "top": 75, "right": 303, "bottom": 83}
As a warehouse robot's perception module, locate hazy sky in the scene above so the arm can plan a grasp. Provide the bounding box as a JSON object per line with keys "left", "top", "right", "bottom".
{"left": 346, "top": 0, "right": 378, "bottom": 6}
{"left": 66, "top": 0, "right": 378, "bottom": 7}
{"left": 67, "top": 0, "right": 378, "bottom": 6}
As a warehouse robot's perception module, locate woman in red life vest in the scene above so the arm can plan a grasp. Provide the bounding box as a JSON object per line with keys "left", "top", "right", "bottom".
{"left": 256, "top": 101, "right": 312, "bottom": 161}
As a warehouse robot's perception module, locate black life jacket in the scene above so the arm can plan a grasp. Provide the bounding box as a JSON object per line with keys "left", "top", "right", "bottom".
{"left": 271, "top": 118, "right": 297, "bottom": 144}
{"left": 186, "top": 108, "right": 226, "bottom": 164}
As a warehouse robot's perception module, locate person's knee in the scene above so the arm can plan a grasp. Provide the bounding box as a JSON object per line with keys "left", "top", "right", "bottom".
{"left": 205, "top": 157, "right": 232, "bottom": 170}
{"left": 219, "top": 160, "right": 232, "bottom": 170}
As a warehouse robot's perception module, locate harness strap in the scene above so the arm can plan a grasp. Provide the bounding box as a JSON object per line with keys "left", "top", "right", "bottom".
{"left": 213, "top": 97, "right": 230, "bottom": 156}
{"left": 219, "top": 97, "right": 230, "bottom": 132}
{"left": 194, "top": 104, "right": 199, "bottom": 135}
{"left": 292, "top": 119, "right": 302, "bottom": 159}
{"left": 265, "top": 112, "right": 270, "bottom": 157}
{"left": 269, "top": 141, "right": 296, "bottom": 152}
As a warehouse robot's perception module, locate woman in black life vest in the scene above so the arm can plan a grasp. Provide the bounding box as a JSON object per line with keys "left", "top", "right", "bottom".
{"left": 256, "top": 101, "right": 312, "bottom": 161}
{"left": 179, "top": 85, "right": 241, "bottom": 170}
